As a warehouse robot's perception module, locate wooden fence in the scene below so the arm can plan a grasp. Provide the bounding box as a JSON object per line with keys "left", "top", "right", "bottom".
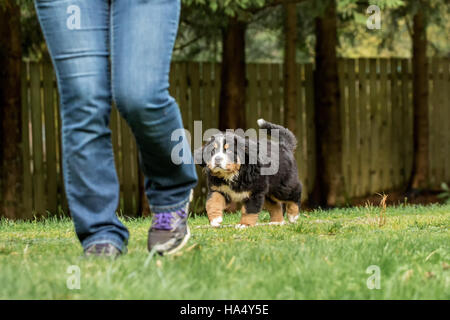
{"left": 19, "top": 58, "right": 450, "bottom": 217}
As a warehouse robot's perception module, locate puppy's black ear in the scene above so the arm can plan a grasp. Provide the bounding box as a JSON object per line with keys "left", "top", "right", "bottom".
{"left": 193, "top": 147, "right": 205, "bottom": 166}
{"left": 194, "top": 137, "right": 215, "bottom": 167}
{"left": 234, "top": 135, "right": 259, "bottom": 166}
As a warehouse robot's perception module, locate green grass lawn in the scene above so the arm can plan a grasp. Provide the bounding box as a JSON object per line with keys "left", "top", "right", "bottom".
{"left": 0, "top": 204, "right": 449, "bottom": 299}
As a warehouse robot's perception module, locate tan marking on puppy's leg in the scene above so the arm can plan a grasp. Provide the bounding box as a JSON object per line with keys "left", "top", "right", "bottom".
{"left": 286, "top": 202, "right": 300, "bottom": 223}
{"left": 264, "top": 200, "right": 284, "bottom": 223}
{"left": 237, "top": 206, "right": 259, "bottom": 227}
{"left": 206, "top": 192, "right": 226, "bottom": 227}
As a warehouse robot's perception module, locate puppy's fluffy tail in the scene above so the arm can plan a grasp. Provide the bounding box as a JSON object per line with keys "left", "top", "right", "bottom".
{"left": 257, "top": 118, "right": 297, "bottom": 151}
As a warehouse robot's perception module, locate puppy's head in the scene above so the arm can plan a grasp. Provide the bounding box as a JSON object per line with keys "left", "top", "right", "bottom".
{"left": 194, "top": 132, "right": 248, "bottom": 180}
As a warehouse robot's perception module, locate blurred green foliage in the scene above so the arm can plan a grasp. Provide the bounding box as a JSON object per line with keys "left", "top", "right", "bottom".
{"left": 3, "top": 0, "right": 449, "bottom": 61}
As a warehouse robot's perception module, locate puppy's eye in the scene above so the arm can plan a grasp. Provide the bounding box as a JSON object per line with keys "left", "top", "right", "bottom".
{"left": 224, "top": 143, "right": 229, "bottom": 150}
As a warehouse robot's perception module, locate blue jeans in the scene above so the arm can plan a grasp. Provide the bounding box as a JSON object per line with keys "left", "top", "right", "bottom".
{"left": 34, "top": 0, "right": 198, "bottom": 252}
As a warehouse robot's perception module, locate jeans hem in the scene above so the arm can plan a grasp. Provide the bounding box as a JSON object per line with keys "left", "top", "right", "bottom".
{"left": 150, "top": 190, "right": 193, "bottom": 213}
{"left": 82, "top": 235, "right": 127, "bottom": 254}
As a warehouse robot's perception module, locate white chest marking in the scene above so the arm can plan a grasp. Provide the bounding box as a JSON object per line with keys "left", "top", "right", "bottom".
{"left": 211, "top": 185, "right": 251, "bottom": 202}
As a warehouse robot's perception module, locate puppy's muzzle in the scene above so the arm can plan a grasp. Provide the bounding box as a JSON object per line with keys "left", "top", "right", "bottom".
{"left": 214, "top": 156, "right": 223, "bottom": 167}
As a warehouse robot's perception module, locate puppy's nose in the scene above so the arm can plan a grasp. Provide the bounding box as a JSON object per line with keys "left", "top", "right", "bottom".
{"left": 214, "top": 156, "right": 223, "bottom": 165}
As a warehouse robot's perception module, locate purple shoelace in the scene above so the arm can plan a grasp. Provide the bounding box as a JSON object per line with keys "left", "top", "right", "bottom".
{"left": 152, "top": 209, "right": 188, "bottom": 230}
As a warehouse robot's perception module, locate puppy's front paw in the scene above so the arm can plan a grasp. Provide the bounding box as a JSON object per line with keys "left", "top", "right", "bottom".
{"left": 235, "top": 223, "right": 249, "bottom": 229}
{"left": 210, "top": 216, "right": 223, "bottom": 227}
{"left": 288, "top": 214, "right": 299, "bottom": 223}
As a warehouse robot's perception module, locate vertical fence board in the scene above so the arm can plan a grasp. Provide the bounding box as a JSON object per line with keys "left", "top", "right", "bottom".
{"left": 213, "top": 63, "right": 221, "bottom": 127}
{"left": 444, "top": 59, "right": 450, "bottom": 182}
{"left": 259, "top": 64, "right": 270, "bottom": 121}
{"left": 120, "top": 119, "right": 135, "bottom": 217}
{"left": 354, "top": 60, "right": 362, "bottom": 197}
{"left": 429, "top": 58, "right": 439, "bottom": 187}
{"left": 435, "top": 58, "right": 446, "bottom": 187}
{"left": 338, "top": 60, "right": 349, "bottom": 194}
{"left": 375, "top": 59, "right": 384, "bottom": 192}
{"left": 202, "top": 63, "right": 213, "bottom": 131}
{"left": 438, "top": 58, "right": 445, "bottom": 186}
{"left": 178, "top": 62, "right": 190, "bottom": 132}
{"left": 110, "top": 107, "right": 122, "bottom": 212}
{"left": 400, "top": 59, "right": 410, "bottom": 186}
{"left": 43, "top": 63, "right": 58, "bottom": 215}
{"left": 130, "top": 130, "right": 140, "bottom": 215}
{"left": 304, "top": 63, "right": 315, "bottom": 195}
{"left": 393, "top": 59, "right": 403, "bottom": 188}
{"left": 296, "top": 64, "right": 307, "bottom": 200}
{"left": 247, "top": 63, "right": 258, "bottom": 129}
{"left": 29, "top": 62, "right": 46, "bottom": 216}
{"left": 55, "top": 83, "right": 69, "bottom": 215}
{"left": 378, "top": 59, "right": 389, "bottom": 191}
{"left": 406, "top": 59, "right": 414, "bottom": 185}
{"left": 21, "top": 62, "right": 33, "bottom": 217}
{"left": 397, "top": 59, "right": 405, "bottom": 186}
{"left": 271, "top": 64, "right": 281, "bottom": 125}
{"left": 190, "top": 63, "right": 201, "bottom": 123}
{"left": 368, "top": 59, "right": 378, "bottom": 193}
{"left": 347, "top": 59, "right": 358, "bottom": 196}
{"left": 358, "top": 59, "right": 370, "bottom": 195}
{"left": 201, "top": 63, "right": 213, "bottom": 207}
{"left": 169, "top": 62, "right": 176, "bottom": 101}
{"left": 190, "top": 63, "right": 206, "bottom": 211}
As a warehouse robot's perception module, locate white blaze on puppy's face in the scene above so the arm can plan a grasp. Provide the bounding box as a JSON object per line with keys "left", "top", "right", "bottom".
{"left": 208, "top": 135, "right": 241, "bottom": 179}
{"left": 210, "top": 136, "right": 227, "bottom": 170}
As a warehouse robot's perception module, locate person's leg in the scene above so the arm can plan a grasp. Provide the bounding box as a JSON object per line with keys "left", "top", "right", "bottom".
{"left": 111, "top": 0, "right": 197, "bottom": 254}
{"left": 111, "top": 0, "right": 197, "bottom": 213}
{"left": 34, "top": 0, "right": 128, "bottom": 253}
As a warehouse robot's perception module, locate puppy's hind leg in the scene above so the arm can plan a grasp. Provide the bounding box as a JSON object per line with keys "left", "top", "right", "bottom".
{"left": 264, "top": 198, "right": 285, "bottom": 225}
{"left": 206, "top": 192, "right": 227, "bottom": 227}
{"left": 286, "top": 201, "right": 300, "bottom": 223}
{"left": 286, "top": 182, "right": 302, "bottom": 223}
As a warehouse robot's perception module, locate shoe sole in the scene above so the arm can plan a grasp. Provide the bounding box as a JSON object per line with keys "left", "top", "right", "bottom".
{"left": 163, "top": 225, "right": 191, "bottom": 256}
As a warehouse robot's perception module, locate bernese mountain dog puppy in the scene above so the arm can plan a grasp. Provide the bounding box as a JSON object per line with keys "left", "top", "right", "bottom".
{"left": 194, "top": 119, "right": 302, "bottom": 228}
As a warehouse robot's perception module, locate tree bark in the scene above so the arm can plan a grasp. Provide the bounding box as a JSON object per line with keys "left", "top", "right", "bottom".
{"left": 0, "top": 1, "right": 23, "bottom": 219}
{"left": 218, "top": 17, "right": 246, "bottom": 131}
{"left": 283, "top": 1, "right": 298, "bottom": 136}
{"left": 311, "top": 0, "right": 344, "bottom": 207}
{"left": 409, "top": 9, "right": 429, "bottom": 191}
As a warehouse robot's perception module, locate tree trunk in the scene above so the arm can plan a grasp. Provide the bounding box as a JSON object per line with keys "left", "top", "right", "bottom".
{"left": 0, "top": 1, "right": 23, "bottom": 219}
{"left": 218, "top": 17, "right": 246, "bottom": 131}
{"left": 409, "top": 9, "right": 429, "bottom": 191}
{"left": 283, "top": 1, "right": 298, "bottom": 136}
{"left": 311, "top": 0, "right": 344, "bottom": 207}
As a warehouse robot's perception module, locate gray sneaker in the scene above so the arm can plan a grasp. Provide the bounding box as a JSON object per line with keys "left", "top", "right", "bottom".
{"left": 84, "top": 243, "right": 121, "bottom": 258}
{"left": 148, "top": 205, "right": 190, "bottom": 255}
